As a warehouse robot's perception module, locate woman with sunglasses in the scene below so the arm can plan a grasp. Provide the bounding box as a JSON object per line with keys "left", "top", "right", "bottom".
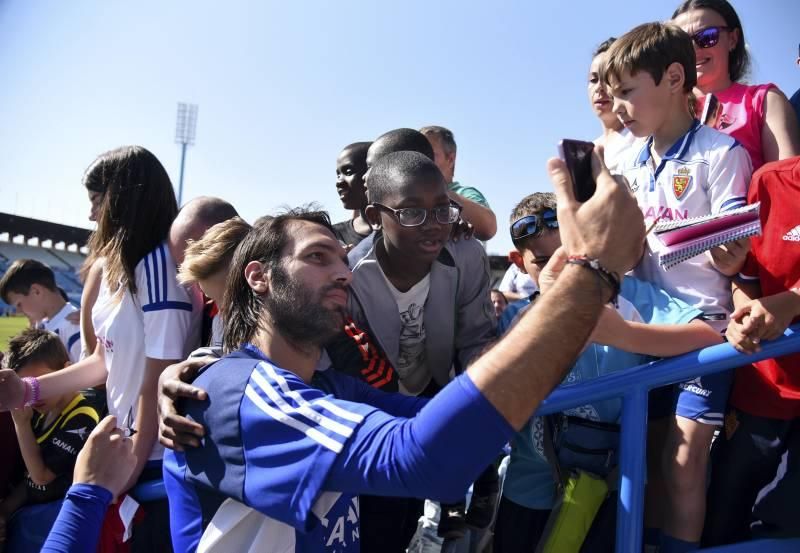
{"left": 673, "top": 0, "right": 800, "bottom": 170}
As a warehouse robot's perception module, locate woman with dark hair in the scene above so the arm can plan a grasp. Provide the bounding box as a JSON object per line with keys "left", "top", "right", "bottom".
{"left": 78, "top": 154, "right": 112, "bottom": 357}
{"left": 587, "top": 37, "right": 639, "bottom": 171}
{"left": 673, "top": 0, "right": 800, "bottom": 169}
{"left": 0, "top": 146, "right": 201, "bottom": 549}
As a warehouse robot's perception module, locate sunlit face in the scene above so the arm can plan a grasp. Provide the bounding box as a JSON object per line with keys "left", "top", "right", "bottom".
{"left": 335, "top": 147, "right": 368, "bottom": 211}
{"left": 609, "top": 70, "right": 671, "bottom": 139}
{"left": 425, "top": 134, "right": 455, "bottom": 184}
{"left": 519, "top": 230, "right": 562, "bottom": 286}
{"left": 263, "top": 221, "right": 352, "bottom": 345}
{"left": 6, "top": 288, "right": 47, "bottom": 322}
{"left": 198, "top": 270, "right": 228, "bottom": 307}
{"left": 366, "top": 177, "right": 453, "bottom": 266}
{"left": 588, "top": 52, "right": 614, "bottom": 119}
{"left": 673, "top": 8, "right": 738, "bottom": 91}
{"left": 87, "top": 190, "right": 104, "bottom": 222}
{"left": 490, "top": 290, "right": 508, "bottom": 318}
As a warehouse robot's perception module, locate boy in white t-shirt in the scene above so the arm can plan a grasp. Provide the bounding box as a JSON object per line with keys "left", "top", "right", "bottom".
{"left": 0, "top": 259, "right": 81, "bottom": 362}
{"left": 346, "top": 150, "right": 497, "bottom": 547}
{"left": 605, "top": 22, "right": 752, "bottom": 552}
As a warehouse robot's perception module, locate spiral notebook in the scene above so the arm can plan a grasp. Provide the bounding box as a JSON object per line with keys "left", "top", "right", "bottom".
{"left": 652, "top": 203, "right": 761, "bottom": 270}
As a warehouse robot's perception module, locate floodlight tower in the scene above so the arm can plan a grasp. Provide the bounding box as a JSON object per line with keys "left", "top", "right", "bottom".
{"left": 174, "top": 102, "right": 198, "bottom": 206}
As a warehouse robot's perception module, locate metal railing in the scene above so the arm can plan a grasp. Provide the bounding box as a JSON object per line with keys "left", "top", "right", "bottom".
{"left": 132, "top": 326, "right": 800, "bottom": 551}
{"left": 535, "top": 324, "right": 800, "bottom": 553}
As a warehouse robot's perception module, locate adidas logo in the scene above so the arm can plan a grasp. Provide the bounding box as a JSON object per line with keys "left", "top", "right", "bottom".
{"left": 783, "top": 225, "right": 800, "bottom": 242}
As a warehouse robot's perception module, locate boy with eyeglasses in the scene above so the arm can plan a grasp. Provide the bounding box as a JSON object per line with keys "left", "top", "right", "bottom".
{"left": 605, "top": 22, "right": 752, "bottom": 552}
{"left": 494, "top": 192, "right": 722, "bottom": 553}
{"left": 347, "top": 150, "right": 497, "bottom": 548}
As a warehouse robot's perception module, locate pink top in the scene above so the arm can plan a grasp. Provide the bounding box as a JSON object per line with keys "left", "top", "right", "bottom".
{"left": 696, "top": 82, "right": 776, "bottom": 171}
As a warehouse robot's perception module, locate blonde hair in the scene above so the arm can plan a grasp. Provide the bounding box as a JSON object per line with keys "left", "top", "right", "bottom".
{"left": 178, "top": 217, "right": 252, "bottom": 286}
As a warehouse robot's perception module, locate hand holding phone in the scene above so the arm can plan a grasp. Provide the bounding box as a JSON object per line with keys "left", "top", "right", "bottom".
{"left": 558, "top": 139, "right": 597, "bottom": 202}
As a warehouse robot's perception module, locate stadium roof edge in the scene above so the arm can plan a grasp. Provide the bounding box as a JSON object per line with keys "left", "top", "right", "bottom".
{"left": 0, "top": 212, "right": 91, "bottom": 247}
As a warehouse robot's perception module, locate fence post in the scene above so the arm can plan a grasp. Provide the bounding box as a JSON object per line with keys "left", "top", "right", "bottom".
{"left": 616, "top": 387, "right": 649, "bottom": 553}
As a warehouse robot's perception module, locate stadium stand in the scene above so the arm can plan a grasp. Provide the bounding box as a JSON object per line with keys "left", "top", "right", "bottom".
{"left": 0, "top": 212, "right": 89, "bottom": 312}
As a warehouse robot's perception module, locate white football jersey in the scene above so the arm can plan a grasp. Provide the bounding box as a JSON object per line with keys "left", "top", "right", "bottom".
{"left": 93, "top": 242, "right": 202, "bottom": 460}
{"left": 619, "top": 121, "right": 752, "bottom": 329}
{"left": 42, "top": 302, "right": 81, "bottom": 363}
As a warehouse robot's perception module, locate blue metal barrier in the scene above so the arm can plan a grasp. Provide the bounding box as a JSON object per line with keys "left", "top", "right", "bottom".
{"left": 535, "top": 324, "right": 800, "bottom": 553}
{"left": 132, "top": 326, "right": 800, "bottom": 550}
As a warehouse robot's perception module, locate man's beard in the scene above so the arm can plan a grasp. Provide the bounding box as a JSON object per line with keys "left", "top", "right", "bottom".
{"left": 265, "top": 264, "right": 346, "bottom": 348}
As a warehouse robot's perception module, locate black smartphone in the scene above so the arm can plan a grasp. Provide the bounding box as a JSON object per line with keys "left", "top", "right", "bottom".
{"left": 558, "top": 139, "right": 596, "bottom": 202}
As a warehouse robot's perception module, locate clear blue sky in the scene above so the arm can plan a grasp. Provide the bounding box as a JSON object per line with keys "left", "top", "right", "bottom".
{"left": 1, "top": 0, "right": 797, "bottom": 255}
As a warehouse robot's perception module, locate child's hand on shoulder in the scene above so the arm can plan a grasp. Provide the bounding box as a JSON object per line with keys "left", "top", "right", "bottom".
{"left": 707, "top": 238, "right": 750, "bottom": 277}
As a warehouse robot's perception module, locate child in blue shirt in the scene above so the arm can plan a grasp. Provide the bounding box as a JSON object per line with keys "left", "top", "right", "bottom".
{"left": 494, "top": 193, "right": 722, "bottom": 553}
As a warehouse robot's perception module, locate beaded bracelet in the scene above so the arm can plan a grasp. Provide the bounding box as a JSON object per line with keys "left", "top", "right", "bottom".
{"left": 21, "top": 376, "right": 40, "bottom": 408}
{"left": 566, "top": 255, "right": 621, "bottom": 306}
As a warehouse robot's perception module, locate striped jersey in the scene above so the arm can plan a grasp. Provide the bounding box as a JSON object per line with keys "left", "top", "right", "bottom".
{"left": 164, "top": 344, "right": 438, "bottom": 553}
{"left": 93, "top": 241, "right": 202, "bottom": 460}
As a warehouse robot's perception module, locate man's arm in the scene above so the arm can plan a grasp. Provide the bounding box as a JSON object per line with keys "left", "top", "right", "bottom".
{"left": 466, "top": 151, "right": 644, "bottom": 428}
{"left": 338, "top": 373, "right": 428, "bottom": 418}
{"left": 451, "top": 192, "right": 497, "bottom": 240}
{"left": 0, "top": 346, "right": 107, "bottom": 411}
{"left": 321, "top": 268, "right": 623, "bottom": 502}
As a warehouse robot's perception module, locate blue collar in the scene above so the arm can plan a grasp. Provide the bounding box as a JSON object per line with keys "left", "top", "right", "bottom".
{"left": 242, "top": 343, "right": 271, "bottom": 363}
{"left": 635, "top": 119, "right": 701, "bottom": 178}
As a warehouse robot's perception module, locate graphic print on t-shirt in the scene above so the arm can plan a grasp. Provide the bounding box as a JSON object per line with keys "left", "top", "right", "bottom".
{"left": 397, "top": 302, "right": 426, "bottom": 381}
{"left": 379, "top": 269, "right": 432, "bottom": 395}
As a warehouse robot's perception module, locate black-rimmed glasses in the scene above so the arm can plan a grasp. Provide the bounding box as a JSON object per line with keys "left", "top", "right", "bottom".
{"left": 371, "top": 202, "right": 462, "bottom": 227}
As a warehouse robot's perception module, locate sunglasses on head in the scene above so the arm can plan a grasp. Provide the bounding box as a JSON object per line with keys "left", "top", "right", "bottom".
{"left": 691, "top": 26, "right": 730, "bottom": 49}
{"left": 510, "top": 209, "right": 559, "bottom": 242}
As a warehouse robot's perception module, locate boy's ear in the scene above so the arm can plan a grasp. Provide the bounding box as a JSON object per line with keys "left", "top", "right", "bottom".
{"left": 364, "top": 204, "right": 381, "bottom": 230}
{"left": 244, "top": 261, "right": 269, "bottom": 295}
{"left": 665, "top": 61, "right": 686, "bottom": 94}
{"left": 508, "top": 250, "right": 526, "bottom": 272}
